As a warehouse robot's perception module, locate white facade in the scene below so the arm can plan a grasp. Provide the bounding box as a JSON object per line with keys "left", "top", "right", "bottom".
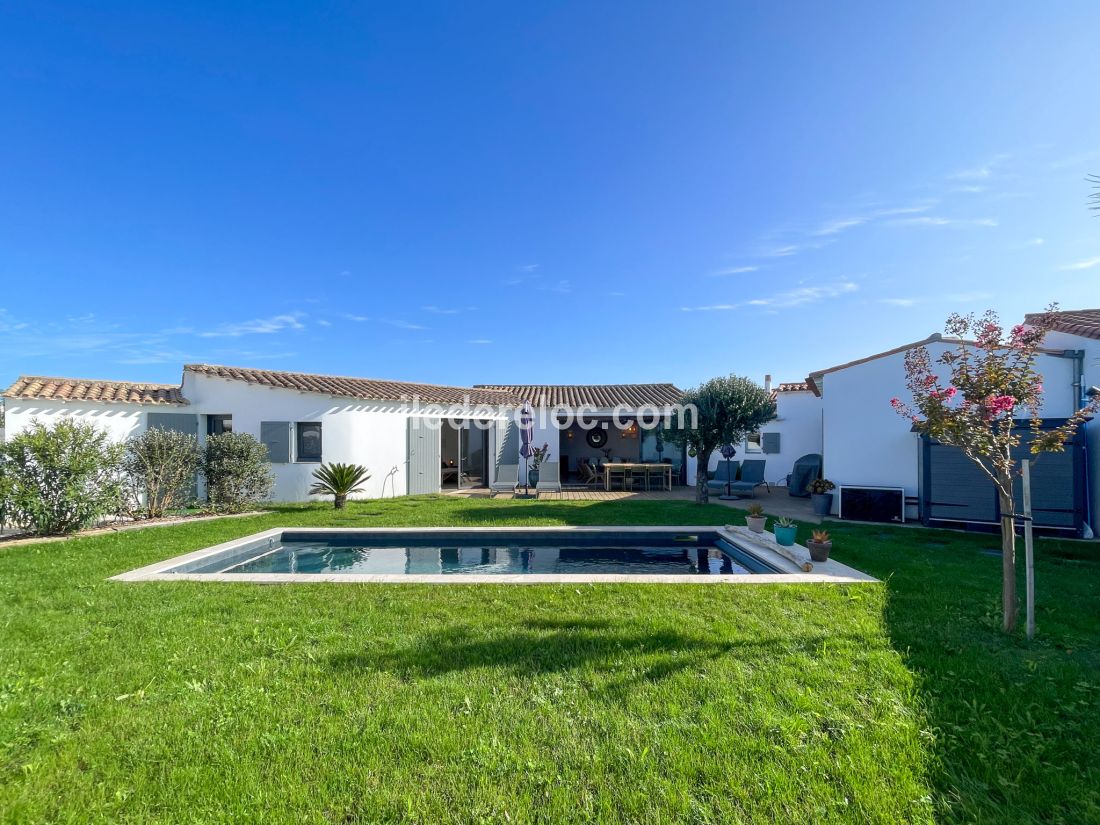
{"left": 4, "top": 399, "right": 151, "bottom": 444}
{"left": 808, "top": 339, "right": 1082, "bottom": 518}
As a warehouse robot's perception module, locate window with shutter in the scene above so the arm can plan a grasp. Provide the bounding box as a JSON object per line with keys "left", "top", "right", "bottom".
{"left": 296, "top": 422, "right": 322, "bottom": 462}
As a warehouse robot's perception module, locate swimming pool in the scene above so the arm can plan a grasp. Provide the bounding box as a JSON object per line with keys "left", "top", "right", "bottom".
{"left": 112, "top": 527, "right": 877, "bottom": 584}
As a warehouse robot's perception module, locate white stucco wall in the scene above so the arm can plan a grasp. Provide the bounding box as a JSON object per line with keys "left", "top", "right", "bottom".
{"left": 3, "top": 400, "right": 154, "bottom": 443}
{"left": 183, "top": 373, "right": 400, "bottom": 501}
{"left": 817, "top": 341, "right": 1079, "bottom": 514}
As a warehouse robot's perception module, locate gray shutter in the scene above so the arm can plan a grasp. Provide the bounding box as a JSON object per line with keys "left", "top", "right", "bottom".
{"left": 146, "top": 413, "right": 198, "bottom": 434}
{"left": 407, "top": 417, "right": 441, "bottom": 494}
{"left": 260, "top": 421, "right": 291, "bottom": 463}
{"left": 762, "top": 432, "right": 781, "bottom": 454}
{"left": 494, "top": 418, "right": 518, "bottom": 468}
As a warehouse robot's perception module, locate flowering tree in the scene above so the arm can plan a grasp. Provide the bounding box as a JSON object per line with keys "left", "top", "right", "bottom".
{"left": 891, "top": 306, "right": 1097, "bottom": 632}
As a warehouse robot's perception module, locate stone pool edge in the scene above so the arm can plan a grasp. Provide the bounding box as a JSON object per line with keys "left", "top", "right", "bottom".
{"left": 110, "top": 525, "right": 879, "bottom": 585}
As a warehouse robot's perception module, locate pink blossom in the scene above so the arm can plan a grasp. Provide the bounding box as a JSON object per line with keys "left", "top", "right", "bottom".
{"left": 943, "top": 386, "right": 958, "bottom": 399}
{"left": 984, "top": 394, "right": 1016, "bottom": 416}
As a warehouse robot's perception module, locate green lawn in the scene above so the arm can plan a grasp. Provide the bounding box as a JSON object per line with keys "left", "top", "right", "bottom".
{"left": 0, "top": 497, "right": 1097, "bottom": 824}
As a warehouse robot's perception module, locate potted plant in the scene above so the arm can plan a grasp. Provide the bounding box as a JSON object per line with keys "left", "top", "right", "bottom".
{"left": 806, "top": 529, "right": 832, "bottom": 562}
{"left": 745, "top": 503, "right": 767, "bottom": 533}
{"left": 808, "top": 478, "right": 836, "bottom": 516}
{"left": 773, "top": 516, "right": 797, "bottom": 546}
{"left": 528, "top": 443, "right": 550, "bottom": 486}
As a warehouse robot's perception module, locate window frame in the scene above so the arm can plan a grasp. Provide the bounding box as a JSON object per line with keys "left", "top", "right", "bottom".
{"left": 295, "top": 421, "right": 323, "bottom": 463}
{"left": 207, "top": 414, "right": 233, "bottom": 436}
{"left": 745, "top": 432, "right": 764, "bottom": 453}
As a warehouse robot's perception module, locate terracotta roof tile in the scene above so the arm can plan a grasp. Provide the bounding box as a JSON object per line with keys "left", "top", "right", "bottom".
{"left": 3, "top": 376, "right": 186, "bottom": 405}
{"left": 1024, "top": 308, "right": 1100, "bottom": 341}
{"left": 185, "top": 364, "right": 522, "bottom": 405}
{"left": 474, "top": 383, "right": 683, "bottom": 408}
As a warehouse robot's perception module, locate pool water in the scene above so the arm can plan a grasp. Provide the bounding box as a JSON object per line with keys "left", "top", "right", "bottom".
{"left": 178, "top": 530, "right": 780, "bottom": 576}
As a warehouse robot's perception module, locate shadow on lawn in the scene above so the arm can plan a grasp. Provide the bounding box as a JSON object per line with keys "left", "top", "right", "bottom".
{"left": 329, "top": 617, "right": 868, "bottom": 699}
{"left": 832, "top": 521, "right": 1100, "bottom": 823}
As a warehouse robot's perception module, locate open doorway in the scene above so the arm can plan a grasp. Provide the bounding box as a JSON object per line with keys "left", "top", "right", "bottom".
{"left": 440, "top": 420, "right": 489, "bottom": 489}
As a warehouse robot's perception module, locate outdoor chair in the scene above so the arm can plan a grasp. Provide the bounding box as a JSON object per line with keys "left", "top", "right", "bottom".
{"left": 580, "top": 460, "right": 602, "bottom": 488}
{"left": 706, "top": 461, "right": 740, "bottom": 495}
{"left": 727, "top": 459, "right": 769, "bottom": 498}
{"left": 647, "top": 463, "right": 669, "bottom": 491}
{"left": 606, "top": 463, "right": 627, "bottom": 490}
{"left": 535, "top": 462, "right": 562, "bottom": 497}
{"left": 489, "top": 464, "right": 519, "bottom": 497}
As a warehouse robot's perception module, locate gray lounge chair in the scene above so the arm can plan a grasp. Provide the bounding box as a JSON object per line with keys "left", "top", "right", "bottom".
{"left": 728, "top": 459, "right": 768, "bottom": 498}
{"left": 490, "top": 464, "right": 519, "bottom": 497}
{"left": 706, "top": 460, "right": 740, "bottom": 495}
{"left": 535, "top": 462, "right": 561, "bottom": 497}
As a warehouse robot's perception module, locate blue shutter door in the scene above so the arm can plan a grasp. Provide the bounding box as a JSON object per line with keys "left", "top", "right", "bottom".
{"left": 407, "top": 418, "right": 441, "bottom": 494}
{"left": 762, "top": 432, "right": 781, "bottom": 454}
{"left": 146, "top": 413, "right": 198, "bottom": 434}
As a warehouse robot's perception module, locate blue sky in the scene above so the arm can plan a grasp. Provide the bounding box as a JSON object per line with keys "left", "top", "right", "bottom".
{"left": 1, "top": 2, "right": 1098, "bottom": 393}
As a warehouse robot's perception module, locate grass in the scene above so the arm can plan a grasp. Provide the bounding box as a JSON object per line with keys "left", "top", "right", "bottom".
{"left": 0, "top": 496, "right": 1097, "bottom": 824}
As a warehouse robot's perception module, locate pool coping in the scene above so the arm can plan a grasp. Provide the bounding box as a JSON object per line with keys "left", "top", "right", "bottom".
{"left": 110, "top": 525, "right": 878, "bottom": 585}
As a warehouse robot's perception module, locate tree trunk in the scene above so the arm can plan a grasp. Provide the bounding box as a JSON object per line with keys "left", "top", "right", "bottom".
{"left": 695, "top": 449, "right": 712, "bottom": 504}
{"left": 335, "top": 494, "right": 347, "bottom": 510}
{"left": 999, "top": 487, "right": 1017, "bottom": 633}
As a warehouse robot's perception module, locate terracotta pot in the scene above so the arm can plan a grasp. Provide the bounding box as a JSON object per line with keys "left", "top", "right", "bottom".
{"left": 746, "top": 515, "right": 766, "bottom": 533}
{"left": 807, "top": 540, "right": 832, "bottom": 562}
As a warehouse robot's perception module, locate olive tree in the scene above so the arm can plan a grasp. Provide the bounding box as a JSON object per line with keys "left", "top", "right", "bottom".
{"left": 0, "top": 418, "right": 125, "bottom": 535}
{"left": 663, "top": 375, "right": 776, "bottom": 504}
{"left": 891, "top": 306, "right": 1097, "bottom": 633}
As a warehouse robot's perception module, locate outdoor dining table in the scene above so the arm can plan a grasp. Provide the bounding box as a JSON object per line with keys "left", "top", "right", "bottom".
{"left": 602, "top": 462, "right": 673, "bottom": 491}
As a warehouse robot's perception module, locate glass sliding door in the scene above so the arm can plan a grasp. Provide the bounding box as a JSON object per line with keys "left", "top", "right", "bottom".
{"left": 459, "top": 422, "right": 488, "bottom": 488}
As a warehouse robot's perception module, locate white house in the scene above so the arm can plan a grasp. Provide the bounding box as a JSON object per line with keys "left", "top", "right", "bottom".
{"left": 799, "top": 310, "right": 1097, "bottom": 534}
{"left": 2, "top": 365, "right": 689, "bottom": 501}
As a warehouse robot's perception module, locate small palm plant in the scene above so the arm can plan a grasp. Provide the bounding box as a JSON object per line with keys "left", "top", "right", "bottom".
{"left": 309, "top": 463, "right": 371, "bottom": 509}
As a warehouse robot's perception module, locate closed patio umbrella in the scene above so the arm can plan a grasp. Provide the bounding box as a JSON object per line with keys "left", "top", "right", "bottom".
{"left": 719, "top": 443, "right": 738, "bottom": 500}
{"left": 519, "top": 402, "right": 534, "bottom": 497}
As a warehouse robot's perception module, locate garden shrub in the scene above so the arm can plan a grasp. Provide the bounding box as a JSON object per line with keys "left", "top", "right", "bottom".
{"left": 122, "top": 428, "right": 202, "bottom": 519}
{"left": 0, "top": 418, "right": 125, "bottom": 535}
{"left": 201, "top": 432, "right": 274, "bottom": 513}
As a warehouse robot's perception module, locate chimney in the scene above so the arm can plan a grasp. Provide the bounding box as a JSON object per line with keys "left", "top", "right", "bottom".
{"left": 764, "top": 374, "right": 772, "bottom": 392}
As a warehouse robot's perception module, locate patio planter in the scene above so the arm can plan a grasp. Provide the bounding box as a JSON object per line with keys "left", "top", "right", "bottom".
{"left": 811, "top": 493, "right": 834, "bottom": 516}
{"left": 807, "top": 539, "right": 832, "bottom": 562}
{"left": 745, "top": 515, "right": 767, "bottom": 533}
{"left": 528, "top": 468, "right": 540, "bottom": 486}
{"left": 773, "top": 524, "right": 797, "bottom": 546}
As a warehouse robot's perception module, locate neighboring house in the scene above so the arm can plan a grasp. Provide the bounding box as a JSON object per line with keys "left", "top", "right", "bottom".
{"left": 1, "top": 365, "right": 685, "bottom": 501}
